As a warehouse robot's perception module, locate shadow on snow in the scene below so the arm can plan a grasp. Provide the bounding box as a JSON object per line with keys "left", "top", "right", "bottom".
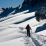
{"left": 35, "top": 23, "right": 46, "bottom": 33}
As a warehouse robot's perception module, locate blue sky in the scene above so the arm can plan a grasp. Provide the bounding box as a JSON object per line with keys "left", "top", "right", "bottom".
{"left": 0, "top": 0, "right": 23, "bottom": 8}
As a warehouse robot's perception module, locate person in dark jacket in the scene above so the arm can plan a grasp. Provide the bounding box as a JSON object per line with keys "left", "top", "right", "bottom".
{"left": 26, "top": 24, "right": 32, "bottom": 37}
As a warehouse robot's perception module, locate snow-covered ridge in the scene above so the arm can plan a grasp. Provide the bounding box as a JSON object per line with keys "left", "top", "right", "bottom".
{"left": 0, "top": 10, "right": 29, "bottom": 21}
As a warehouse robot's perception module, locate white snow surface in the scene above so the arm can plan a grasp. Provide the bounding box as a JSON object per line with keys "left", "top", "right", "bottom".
{"left": 0, "top": 10, "right": 46, "bottom": 46}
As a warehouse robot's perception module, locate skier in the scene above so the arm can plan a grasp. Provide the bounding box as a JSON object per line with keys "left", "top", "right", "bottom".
{"left": 26, "top": 24, "right": 32, "bottom": 37}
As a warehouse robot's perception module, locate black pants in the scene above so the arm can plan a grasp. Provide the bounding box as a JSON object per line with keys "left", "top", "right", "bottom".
{"left": 27, "top": 30, "right": 30, "bottom": 37}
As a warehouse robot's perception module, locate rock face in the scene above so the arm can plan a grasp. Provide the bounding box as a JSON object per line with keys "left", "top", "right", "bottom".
{"left": 35, "top": 5, "right": 46, "bottom": 21}
{"left": 22, "top": 0, "right": 46, "bottom": 7}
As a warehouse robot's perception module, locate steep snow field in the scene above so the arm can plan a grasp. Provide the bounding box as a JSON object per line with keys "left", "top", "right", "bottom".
{"left": 0, "top": 10, "right": 46, "bottom": 46}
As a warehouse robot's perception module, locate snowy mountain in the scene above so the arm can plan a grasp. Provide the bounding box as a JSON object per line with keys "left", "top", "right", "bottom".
{"left": 0, "top": 0, "right": 46, "bottom": 46}
{"left": 0, "top": 9, "right": 46, "bottom": 46}
{"left": 0, "top": 0, "right": 46, "bottom": 18}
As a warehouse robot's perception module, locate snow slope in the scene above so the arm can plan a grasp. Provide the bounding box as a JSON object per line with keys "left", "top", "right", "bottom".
{"left": 0, "top": 10, "right": 46, "bottom": 46}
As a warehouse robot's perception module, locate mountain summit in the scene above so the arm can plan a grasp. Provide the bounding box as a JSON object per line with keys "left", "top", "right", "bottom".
{"left": 22, "top": 0, "right": 46, "bottom": 7}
